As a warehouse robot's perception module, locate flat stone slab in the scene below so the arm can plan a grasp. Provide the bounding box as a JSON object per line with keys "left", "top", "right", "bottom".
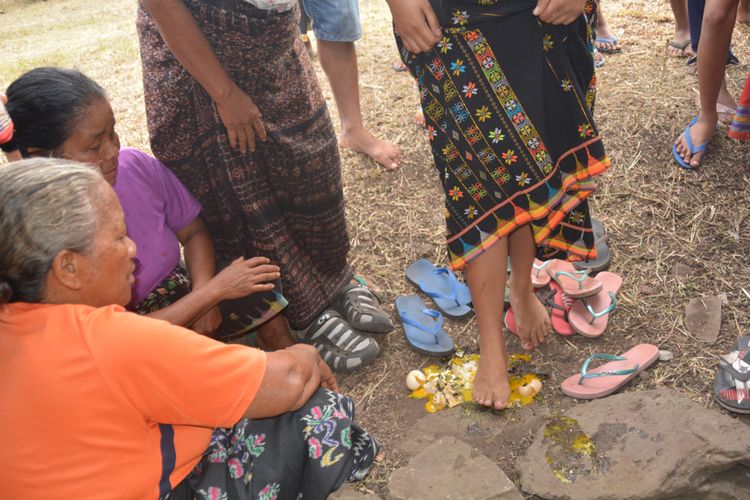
{"left": 518, "top": 389, "right": 750, "bottom": 499}
{"left": 685, "top": 295, "right": 723, "bottom": 344}
{"left": 388, "top": 436, "right": 523, "bottom": 500}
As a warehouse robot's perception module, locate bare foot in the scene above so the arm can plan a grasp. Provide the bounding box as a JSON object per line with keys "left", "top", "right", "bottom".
{"left": 594, "top": 14, "right": 622, "bottom": 53}
{"left": 674, "top": 114, "right": 717, "bottom": 168}
{"left": 472, "top": 347, "right": 511, "bottom": 410}
{"left": 666, "top": 31, "right": 693, "bottom": 58}
{"left": 339, "top": 126, "right": 401, "bottom": 171}
{"left": 508, "top": 287, "right": 551, "bottom": 351}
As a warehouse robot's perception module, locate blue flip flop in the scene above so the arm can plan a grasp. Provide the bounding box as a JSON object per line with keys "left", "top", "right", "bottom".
{"left": 673, "top": 116, "right": 709, "bottom": 170}
{"left": 396, "top": 295, "right": 454, "bottom": 357}
{"left": 405, "top": 259, "right": 472, "bottom": 318}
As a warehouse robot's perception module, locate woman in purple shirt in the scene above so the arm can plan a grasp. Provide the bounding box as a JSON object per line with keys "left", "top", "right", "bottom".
{"left": 1, "top": 68, "right": 331, "bottom": 372}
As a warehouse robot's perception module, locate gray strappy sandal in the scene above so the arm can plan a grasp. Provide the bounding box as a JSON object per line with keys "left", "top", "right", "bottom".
{"left": 294, "top": 309, "right": 380, "bottom": 373}
{"left": 333, "top": 282, "right": 394, "bottom": 334}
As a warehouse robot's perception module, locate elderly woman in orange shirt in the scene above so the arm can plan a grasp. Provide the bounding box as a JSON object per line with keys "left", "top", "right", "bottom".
{"left": 0, "top": 159, "right": 378, "bottom": 500}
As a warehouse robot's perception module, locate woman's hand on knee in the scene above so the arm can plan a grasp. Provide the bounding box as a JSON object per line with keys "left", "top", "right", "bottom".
{"left": 215, "top": 84, "right": 267, "bottom": 154}
{"left": 386, "top": 0, "right": 442, "bottom": 53}
{"left": 533, "top": 0, "right": 586, "bottom": 25}
{"left": 210, "top": 256, "right": 280, "bottom": 301}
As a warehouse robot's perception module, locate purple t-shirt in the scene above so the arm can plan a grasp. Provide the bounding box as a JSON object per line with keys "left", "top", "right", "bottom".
{"left": 114, "top": 148, "right": 202, "bottom": 306}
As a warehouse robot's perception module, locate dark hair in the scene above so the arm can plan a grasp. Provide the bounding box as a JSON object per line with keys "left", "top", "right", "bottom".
{"left": 1, "top": 67, "right": 106, "bottom": 157}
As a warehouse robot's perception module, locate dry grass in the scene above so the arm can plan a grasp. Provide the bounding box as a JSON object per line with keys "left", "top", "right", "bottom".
{"left": 2, "top": 0, "right": 749, "bottom": 495}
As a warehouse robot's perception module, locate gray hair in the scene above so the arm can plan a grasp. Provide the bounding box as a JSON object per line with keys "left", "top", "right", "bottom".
{"left": 0, "top": 158, "right": 103, "bottom": 304}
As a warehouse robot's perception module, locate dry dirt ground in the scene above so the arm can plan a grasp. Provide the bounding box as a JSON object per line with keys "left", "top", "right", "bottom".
{"left": 2, "top": 0, "right": 749, "bottom": 496}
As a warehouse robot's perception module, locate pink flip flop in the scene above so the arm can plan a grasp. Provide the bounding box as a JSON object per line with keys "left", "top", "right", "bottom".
{"left": 568, "top": 272, "right": 622, "bottom": 338}
{"left": 531, "top": 259, "right": 552, "bottom": 288}
{"left": 545, "top": 282, "right": 576, "bottom": 336}
{"left": 546, "top": 259, "right": 602, "bottom": 299}
{"left": 561, "top": 344, "right": 660, "bottom": 399}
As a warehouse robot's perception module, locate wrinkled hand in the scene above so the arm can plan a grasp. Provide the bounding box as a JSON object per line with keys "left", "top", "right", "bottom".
{"left": 215, "top": 84, "right": 267, "bottom": 154}
{"left": 191, "top": 305, "right": 222, "bottom": 336}
{"left": 318, "top": 358, "right": 339, "bottom": 392}
{"left": 387, "top": 0, "right": 442, "bottom": 53}
{"left": 212, "top": 256, "right": 280, "bottom": 301}
{"left": 533, "top": 0, "right": 586, "bottom": 25}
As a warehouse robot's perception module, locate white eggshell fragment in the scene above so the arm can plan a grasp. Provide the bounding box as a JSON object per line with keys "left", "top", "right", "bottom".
{"left": 529, "top": 378, "right": 542, "bottom": 395}
{"left": 406, "top": 370, "right": 426, "bottom": 391}
{"left": 423, "top": 379, "right": 438, "bottom": 394}
{"left": 518, "top": 384, "right": 534, "bottom": 397}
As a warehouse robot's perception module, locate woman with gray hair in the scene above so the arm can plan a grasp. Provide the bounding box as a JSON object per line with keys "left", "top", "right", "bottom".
{"left": 0, "top": 158, "right": 379, "bottom": 499}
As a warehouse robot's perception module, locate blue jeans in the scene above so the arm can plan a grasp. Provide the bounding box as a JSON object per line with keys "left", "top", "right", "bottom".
{"left": 298, "top": 0, "right": 361, "bottom": 42}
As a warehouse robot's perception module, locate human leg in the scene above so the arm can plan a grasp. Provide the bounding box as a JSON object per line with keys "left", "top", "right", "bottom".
{"left": 667, "top": 0, "right": 693, "bottom": 57}
{"left": 508, "top": 226, "right": 551, "bottom": 350}
{"left": 302, "top": 0, "right": 401, "bottom": 170}
{"left": 675, "top": 0, "right": 739, "bottom": 167}
{"left": 738, "top": 0, "right": 750, "bottom": 23}
{"left": 166, "top": 389, "right": 378, "bottom": 499}
{"left": 316, "top": 40, "right": 402, "bottom": 170}
{"left": 463, "top": 238, "right": 511, "bottom": 410}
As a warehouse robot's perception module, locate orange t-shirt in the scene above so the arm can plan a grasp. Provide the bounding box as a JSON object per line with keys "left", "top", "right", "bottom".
{"left": 0, "top": 303, "right": 267, "bottom": 499}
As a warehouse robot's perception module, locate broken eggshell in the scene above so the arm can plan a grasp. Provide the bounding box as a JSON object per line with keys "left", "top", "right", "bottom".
{"left": 518, "top": 378, "right": 542, "bottom": 397}
{"left": 405, "top": 370, "right": 426, "bottom": 391}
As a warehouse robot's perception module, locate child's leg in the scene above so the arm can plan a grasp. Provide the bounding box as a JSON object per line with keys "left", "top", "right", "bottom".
{"left": 464, "top": 237, "right": 510, "bottom": 410}
{"left": 675, "top": 0, "right": 738, "bottom": 167}
{"left": 508, "top": 225, "right": 551, "bottom": 350}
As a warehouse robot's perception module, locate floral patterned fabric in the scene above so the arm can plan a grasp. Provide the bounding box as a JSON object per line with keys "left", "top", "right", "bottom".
{"left": 162, "top": 389, "right": 379, "bottom": 500}
{"left": 398, "top": 0, "right": 609, "bottom": 269}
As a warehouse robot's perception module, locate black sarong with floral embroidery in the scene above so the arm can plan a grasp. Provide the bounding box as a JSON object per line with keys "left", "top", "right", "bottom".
{"left": 398, "top": 0, "right": 608, "bottom": 268}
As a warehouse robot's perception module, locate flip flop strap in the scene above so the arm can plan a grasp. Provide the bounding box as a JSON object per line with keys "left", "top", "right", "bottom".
{"left": 583, "top": 292, "right": 618, "bottom": 324}
{"left": 578, "top": 353, "right": 639, "bottom": 385}
{"left": 533, "top": 260, "right": 551, "bottom": 278}
{"left": 399, "top": 308, "right": 445, "bottom": 338}
{"left": 555, "top": 269, "right": 589, "bottom": 289}
{"left": 683, "top": 122, "right": 707, "bottom": 154}
{"left": 419, "top": 268, "right": 461, "bottom": 304}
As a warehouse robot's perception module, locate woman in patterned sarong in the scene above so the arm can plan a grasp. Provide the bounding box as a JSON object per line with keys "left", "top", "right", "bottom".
{"left": 387, "top": 0, "right": 610, "bottom": 409}
{"left": 136, "top": 0, "right": 392, "bottom": 372}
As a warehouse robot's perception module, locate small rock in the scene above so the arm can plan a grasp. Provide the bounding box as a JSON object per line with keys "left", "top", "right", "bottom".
{"left": 639, "top": 284, "right": 657, "bottom": 296}
{"left": 658, "top": 350, "right": 674, "bottom": 361}
{"left": 388, "top": 436, "right": 523, "bottom": 500}
{"left": 685, "top": 296, "right": 723, "bottom": 344}
{"left": 671, "top": 262, "right": 693, "bottom": 278}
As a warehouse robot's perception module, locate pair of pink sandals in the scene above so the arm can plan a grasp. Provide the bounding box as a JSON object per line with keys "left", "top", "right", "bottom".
{"left": 505, "top": 259, "right": 621, "bottom": 338}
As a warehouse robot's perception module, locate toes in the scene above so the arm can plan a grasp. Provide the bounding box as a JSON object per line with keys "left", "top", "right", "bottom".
{"left": 493, "top": 398, "right": 508, "bottom": 410}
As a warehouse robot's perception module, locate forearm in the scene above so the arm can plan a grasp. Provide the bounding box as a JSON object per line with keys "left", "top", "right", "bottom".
{"left": 141, "top": 0, "right": 234, "bottom": 102}
{"left": 242, "top": 347, "right": 321, "bottom": 418}
{"left": 145, "top": 282, "right": 223, "bottom": 327}
{"left": 180, "top": 219, "right": 217, "bottom": 289}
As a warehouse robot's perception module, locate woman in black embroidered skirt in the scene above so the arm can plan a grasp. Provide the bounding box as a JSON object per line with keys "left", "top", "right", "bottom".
{"left": 387, "top": 0, "right": 610, "bottom": 409}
